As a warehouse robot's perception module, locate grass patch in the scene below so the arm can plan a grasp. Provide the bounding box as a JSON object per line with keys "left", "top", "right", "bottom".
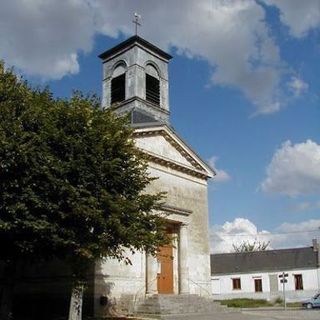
{"left": 220, "top": 298, "right": 273, "bottom": 308}
{"left": 219, "top": 298, "right": 303, "bottom": 309}
{"left": 274, "top": 297, "right": 283, "bottom": 305}
{"left": 286, "top": 302, "right": 302, "bottom": 308}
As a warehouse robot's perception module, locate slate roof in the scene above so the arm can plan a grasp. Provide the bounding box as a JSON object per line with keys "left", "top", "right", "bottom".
{"left": 98, "top": 35, "right": 172, "bottom": 61}
{"left": 130, "top": 109, "right": 160, "bottom": 125}
{"left": 211, "top": 247, "right": 319, "bottom": 275}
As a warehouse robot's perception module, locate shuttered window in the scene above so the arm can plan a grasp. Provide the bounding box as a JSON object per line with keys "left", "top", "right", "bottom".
{"left": 254, "top": 279, "right": 263, "bottom": 292}
{"left": 146, "top": 74, "right": 160, "bottom": 105}
{"left": 111, "top": 73, "right": 125, "bottom": 104}
{"left": 294, "top": 274, "right": 303, "bottom": 290}
{"left": 232, "top": 278, "right": 241, "bottom": 290}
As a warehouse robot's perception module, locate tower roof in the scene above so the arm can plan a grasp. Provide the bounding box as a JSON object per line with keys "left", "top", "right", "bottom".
{"left": 98, "top": 35, "right": 172, "bottom": 61}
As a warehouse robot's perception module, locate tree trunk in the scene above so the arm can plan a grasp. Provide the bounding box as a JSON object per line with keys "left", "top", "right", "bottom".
{"left": 68, "top": 283, "right": 84, "bottom": 320}
{"left": 0, "top": 261, "right": 16, "bottom": 320}
{"left": 0, "top": 285, "right": 14, "bottom": 320}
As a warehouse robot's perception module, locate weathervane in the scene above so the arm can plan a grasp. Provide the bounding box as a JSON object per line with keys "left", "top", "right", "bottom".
{"left": 132, "top": 12, "right": 141, "bottom": 36}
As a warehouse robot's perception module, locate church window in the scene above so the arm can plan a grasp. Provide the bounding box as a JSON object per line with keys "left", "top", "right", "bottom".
{"left": 232, "top": 278, "right": 241, "bottom": 290}
{"left": 111, "top": 63, "right": 126, "bottom": 104}
{"left": 145, "top": 64, "right": 160, "bottom": 106}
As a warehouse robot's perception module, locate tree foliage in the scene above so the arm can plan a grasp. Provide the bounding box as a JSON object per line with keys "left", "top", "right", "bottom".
{"left": 232, "top": 240, "right": 270, "bottom": 252}
{"left": 0, "top": 61, "right": 168, "bottom": 273}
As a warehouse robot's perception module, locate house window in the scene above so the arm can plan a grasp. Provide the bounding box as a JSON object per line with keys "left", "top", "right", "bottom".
{"left": 111, "top": 73, "right": 125, "bottom": 104}
{"left": 294, "top": 274, "right": 303, "bottom": 290}
{"left": 146, "top": 73, "right": 160, "bottom": 105}
{"left": 232, "top": 278, "right": 241, "bottom": 290}
{"left": 254, "top": 279, "right": 263, "bottom": 292}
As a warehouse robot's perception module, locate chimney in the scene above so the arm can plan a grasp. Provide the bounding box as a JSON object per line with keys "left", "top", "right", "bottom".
{"left": 312, "top": 239, "right": 318, "bottom": 252}
{"left": 312, "top": 239, "right": 320, "bottom": 268}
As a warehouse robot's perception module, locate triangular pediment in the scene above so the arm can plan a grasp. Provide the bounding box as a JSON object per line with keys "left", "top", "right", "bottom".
{"left": 133, "top": 125, "right": 214, "bottom": 179}
{"left": 135, "top": 134, "right": 194, "bottom": 167}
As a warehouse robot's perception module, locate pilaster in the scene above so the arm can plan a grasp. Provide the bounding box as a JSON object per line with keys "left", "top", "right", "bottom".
{"left": 146, "top": 254, "right": 158, "bottom": 295}
{"left": 179, "top": 223, "right": 189, "bottom": 294}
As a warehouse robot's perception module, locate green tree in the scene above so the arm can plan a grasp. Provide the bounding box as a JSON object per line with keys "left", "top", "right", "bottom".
{"left": 0, "top": 62, "right": 168, "bottom": 319}
{"left": 232, "top": 240, "right": 270, "bottom": 252}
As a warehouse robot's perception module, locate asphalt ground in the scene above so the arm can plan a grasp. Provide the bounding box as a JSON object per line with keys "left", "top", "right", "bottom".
{"left": 160, "top": 308, "right": 320, "bottom": 320}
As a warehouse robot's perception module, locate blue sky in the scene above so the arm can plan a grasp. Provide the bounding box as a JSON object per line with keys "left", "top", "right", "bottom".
{"left": 1, "top": 0, "right": 319, "bottom": 252}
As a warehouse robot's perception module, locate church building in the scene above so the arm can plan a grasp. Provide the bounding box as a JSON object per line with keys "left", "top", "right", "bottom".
{"left": 95, "top": 36, "right": 215, "bottom": 316}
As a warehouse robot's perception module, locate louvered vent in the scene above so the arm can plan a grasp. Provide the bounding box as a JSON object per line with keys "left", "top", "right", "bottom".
{"left": 111, "top": 73, "right": 125, "bottom": 104}
{"left": 146, "top": 74, "right": 160, "bottom": 106}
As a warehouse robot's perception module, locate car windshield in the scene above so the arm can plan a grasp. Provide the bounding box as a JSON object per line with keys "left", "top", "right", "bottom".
{"left": 313, "top": 293, "right": 320, "bottom": 299}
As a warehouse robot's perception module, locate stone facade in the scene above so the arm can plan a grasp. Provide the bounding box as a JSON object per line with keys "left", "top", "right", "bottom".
{"left": 99, "top": 36, "right": 171, "bottom": 123}
{"left": 95, "top": 36, "right": 214, "bottom": 317}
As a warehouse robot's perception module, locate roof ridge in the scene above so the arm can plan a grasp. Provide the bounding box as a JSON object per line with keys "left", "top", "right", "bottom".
{"left": 98, "top": 35, "right": 172, "bottom": 61}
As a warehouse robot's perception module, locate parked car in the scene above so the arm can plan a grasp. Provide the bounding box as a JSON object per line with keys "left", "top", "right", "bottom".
{"left": 302, "top": 293, "right": 320, "bottom": 309}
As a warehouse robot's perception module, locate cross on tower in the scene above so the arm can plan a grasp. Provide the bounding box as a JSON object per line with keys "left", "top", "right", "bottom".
{"left": 132, "top": 12, "right": 141, "bottom": 36}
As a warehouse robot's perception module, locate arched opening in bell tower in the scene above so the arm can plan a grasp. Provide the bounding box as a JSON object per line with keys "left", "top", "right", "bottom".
{"left": 145, "top": 63, "right": 160, "bottom": 106}
{"left": 111, "top": 61, "right": 126, "bottom": 105}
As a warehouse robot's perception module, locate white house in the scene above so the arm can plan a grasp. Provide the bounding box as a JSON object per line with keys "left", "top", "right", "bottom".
{"left": 210, "top": 239, "right": 320, "bottom": 301}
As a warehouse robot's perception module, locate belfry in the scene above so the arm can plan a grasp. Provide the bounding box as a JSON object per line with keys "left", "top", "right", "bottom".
{"left": 95, "top": 35, "right": 215, "bottom": 316}
{"left": 99, "top": 35, "right": 171, "bottom": 124}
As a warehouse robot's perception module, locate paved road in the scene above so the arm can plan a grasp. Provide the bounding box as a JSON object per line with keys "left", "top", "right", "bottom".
{"left": 242, "top": 309, "right": 320, "bottom": 320}
{"left": 160, "top": 309, "right": 320, "bottom": 320}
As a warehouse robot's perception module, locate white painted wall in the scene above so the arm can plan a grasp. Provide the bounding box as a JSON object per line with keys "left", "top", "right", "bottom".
{"left": 94, "top": 250, "right": 146, "bottom": 316}
{"left": 146, "top": 162, "right": 211, "bottom": 295}
{"left": 94, "top": 132, "right": 212, "bottom": 315}
{"left": 211, "top": 268, "right": 320, "bottom": 301}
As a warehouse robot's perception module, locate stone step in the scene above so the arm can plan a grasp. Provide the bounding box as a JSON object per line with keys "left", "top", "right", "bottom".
{"left": 135, "top": 294, "right": 230, "bottom": 316}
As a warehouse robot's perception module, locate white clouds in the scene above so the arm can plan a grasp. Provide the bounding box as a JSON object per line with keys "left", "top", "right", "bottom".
{"left": 131, "top": 0, "right": 285, "bottom": 115}
{"left": 287, "top": 76, "right": 309, "bottom": 97}
{"left": 264, "top": 0, "right": 320, "bottom": 38}
{"left": 277, "top": 219, "right": 320, "bottom": 234}
{"left": 210, "top": 218, "right": 271, "bottom": 253}
{"left": 289, "top": 201, "right": 320, "bottom": 213}
{"left": 210, "top": 217, "right": 320, "bottom": 253}
{"left": 273, "top": 219, "right": 320, "bottom": 248}
{"left": 0, "top": 0, "right": 94, "bottom": 79}
{"left": 1, "top": 0, "right": 318, "bottom": 112}
{"left": 0, "top": 0, "right": 287, "bottom": 114}
{"left": 208, "top": 156, "right": 230, "bottom": 182}
{"left": 261, "top": 140, "right": 320, "bottom": 196}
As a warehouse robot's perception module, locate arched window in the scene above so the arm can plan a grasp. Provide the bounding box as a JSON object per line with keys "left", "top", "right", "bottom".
{"left": 145, "top": 64, "right": 160, "bottom": 106}
{"left": 111, "top": 62, "right": 126, "bottom": 104}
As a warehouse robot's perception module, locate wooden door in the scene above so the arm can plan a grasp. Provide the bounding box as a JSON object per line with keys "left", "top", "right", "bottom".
{"left": 157, "top": 244, "right": 174, "bottom": 294}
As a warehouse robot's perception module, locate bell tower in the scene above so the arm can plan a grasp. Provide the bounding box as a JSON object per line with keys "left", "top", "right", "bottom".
{"left": 98, "top": 36, "right": 172, "bottom": 124}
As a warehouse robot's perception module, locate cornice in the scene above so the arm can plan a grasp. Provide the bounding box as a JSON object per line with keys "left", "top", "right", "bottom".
{"left": 160, "top": 204, "right": 192, "bottom": 216}
{"left": 143, "top": 150, "right": 209, "bottom": 180}
{"left": 133, "top": 126, "right": 214, "bottom": 179}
